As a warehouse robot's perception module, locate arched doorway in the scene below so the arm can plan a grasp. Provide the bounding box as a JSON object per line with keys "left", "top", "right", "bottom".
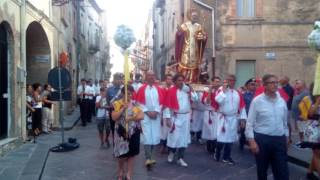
{"left": 0, "top": 21, "right": 13, "bottom": 140}
{"left": 26, "top": 22, "right": 51, "bottom": 85}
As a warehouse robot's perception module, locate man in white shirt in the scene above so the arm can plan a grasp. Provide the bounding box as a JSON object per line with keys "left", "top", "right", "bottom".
{"left": 87, "top": 79, "right": 96, "bottom": 120}
{"left": 95, "top": 80, "right": 102, "bottom": 96}
{"left": 245, "top": 74, "right": 289, "bottom": 180}
{"left": 132, "top": 73, "right": 143, "bottom": 92}
{"left": 77, "top": 79, "right": 93, "bottom": 126}
{"left": 135, "top": 71, "right": 163, "bottom": 169}
{"left": 95, "top": 87, "right": 111, "bottom": 149}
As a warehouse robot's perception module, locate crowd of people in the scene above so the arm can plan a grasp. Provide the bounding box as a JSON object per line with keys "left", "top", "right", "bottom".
{"left": 77, "top": 72, "right": 320, "bottom": 180}
{"left": 26, "top": 83, "right": 55, "bottom": 140}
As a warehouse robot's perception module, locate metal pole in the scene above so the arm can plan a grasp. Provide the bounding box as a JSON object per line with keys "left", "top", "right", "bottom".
{"left": 58, "top": 66, "right": 65, "bottom": 143}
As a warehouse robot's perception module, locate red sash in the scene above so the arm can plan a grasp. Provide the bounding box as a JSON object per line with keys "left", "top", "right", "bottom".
{"left": 135, "top": 84, "right": 164, "bottom": 105}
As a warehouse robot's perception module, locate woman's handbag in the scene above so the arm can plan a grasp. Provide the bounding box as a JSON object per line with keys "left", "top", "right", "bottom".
{"left": 304, "top": 120, "right": 320, "bottom": 143}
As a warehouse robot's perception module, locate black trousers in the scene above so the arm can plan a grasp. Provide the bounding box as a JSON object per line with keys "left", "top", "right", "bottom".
{"left": 206, "top": 140, "right": 217, "bottom": 155}
{"left": 239, "top": 127, "right": 246, "bottom": 150}
{"left": 32, "top": 108, "right": 42, "bottom": 131}
{"left": 254, "top": 133, "right": 289, "bottom": 180}
{"left": 87, "top": 98, "right": 95, "bottom": 121}
{"left": 80, "top": 99, "right": 89, "bottom": 125}
{"left": 168, "top": 147, "right": 186, "bottom": 159}
{"left": 216, "top": 142, "right": 232, "bottom": 160}
{"left": 91, "top": 96, "right": 96, "bottom": 117}
{"left": 191, "top": 131, "right": 202, "bottom": 141}
{"left": 160, "top": 139, "right": 167, "bottom": 147}
{"left": 109, "top": 109, "right": 115, "bottom": 135}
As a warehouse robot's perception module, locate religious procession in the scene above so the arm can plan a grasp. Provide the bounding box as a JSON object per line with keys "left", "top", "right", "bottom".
{"left": 73, "top": 11, "right": 320, "bottom": 180}
{"left": 2, "top": 0, "right": 320, "bottom": 180}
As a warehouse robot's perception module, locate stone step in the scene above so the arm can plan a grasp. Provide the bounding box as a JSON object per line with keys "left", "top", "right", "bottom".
{"left": 0, "top": 138, "right": 22, "bottom": 157}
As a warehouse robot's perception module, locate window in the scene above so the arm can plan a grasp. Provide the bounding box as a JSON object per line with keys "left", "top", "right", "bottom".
{"left": 235, "top": 60, "right": 256, "bottom": 88}
{"left": 237, "top": 0, "right": 255, "bottom": 17}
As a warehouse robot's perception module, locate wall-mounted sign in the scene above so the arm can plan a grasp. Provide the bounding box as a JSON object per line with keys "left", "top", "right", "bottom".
{"left": 265, "top": 52, "right": 276, "bottom": 60}
{"left": 32, "top": 55, "right": 50, "bottom": 63}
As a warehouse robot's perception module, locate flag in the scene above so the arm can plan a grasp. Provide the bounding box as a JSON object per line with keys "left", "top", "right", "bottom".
{"left": 313, "top": 54, "right": 320, "bottom": 95}
{"left": 124, "top": 50, "right": 129, "bottom": 135}
{"left": 124, "top": 51, "right": 130, "bottom": 88}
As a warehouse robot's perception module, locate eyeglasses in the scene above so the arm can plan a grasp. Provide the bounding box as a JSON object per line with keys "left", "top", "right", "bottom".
{"left": 265, "top": 81, "right": 278, "bottom": 85}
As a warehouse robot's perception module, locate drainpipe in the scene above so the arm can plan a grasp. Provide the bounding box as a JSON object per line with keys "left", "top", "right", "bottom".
{"left": 20, "top": 0, "right": 27, "bottom": 140}
{"left": 76, "top": 0, "right": 81, "bottom": 90}
{"left": 192, "top": 0, "right": 215, "bottom": 74}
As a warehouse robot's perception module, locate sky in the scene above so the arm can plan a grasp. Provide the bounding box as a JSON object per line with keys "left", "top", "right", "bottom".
{"left": 96, "top": 0, "right": 154, "bottom": 78}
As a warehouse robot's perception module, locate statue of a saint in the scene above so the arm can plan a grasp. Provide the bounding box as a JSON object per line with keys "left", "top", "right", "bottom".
{"left": 175, "top": 9, "right": 207, "bottom": 83}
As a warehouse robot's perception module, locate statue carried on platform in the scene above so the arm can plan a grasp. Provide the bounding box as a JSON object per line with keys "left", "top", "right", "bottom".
{"left": 175, "top": 9, "right": 207, "bottom": 83}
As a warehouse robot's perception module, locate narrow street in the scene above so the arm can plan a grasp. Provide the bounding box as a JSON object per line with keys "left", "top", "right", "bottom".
{"left": 40, "top": 121, "right": 308, "bottom": 180}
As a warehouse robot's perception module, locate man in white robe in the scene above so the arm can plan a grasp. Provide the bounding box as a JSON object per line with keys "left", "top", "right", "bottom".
{"left": 163, "top": 74, "right": 198, "bottom": 167}
{"left": 135, "top": 71, "right": 163, "bottom": 168}
{"left": 191, "top": 93, "right": 206, "bottom": 143}
{"left": 214, "top": 74, "right": 247, "bottom": 165}
{"left": 201, "top": 76, "right": 221, "bottom": 156}
{"left": 160, "top": 74, "right": 173, "bottom": 153}
{"left": 190, "top": 72, "right": 210, "bottom": 143}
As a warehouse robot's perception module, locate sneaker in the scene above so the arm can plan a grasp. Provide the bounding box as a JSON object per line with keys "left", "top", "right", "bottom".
{"left": 167, "top": 152, "right": 174, "bottom": 163}
{"left": 198, "top": 139, "right": 204, "bottom": 145}
{"left": 145, "top": 159, "right": 152, "bottom": 166}
{"left": 222, "top": 158, "right": 235, "bottom": 165}
{"left": 177, "top": 158, "right": 188, "bottom": 167}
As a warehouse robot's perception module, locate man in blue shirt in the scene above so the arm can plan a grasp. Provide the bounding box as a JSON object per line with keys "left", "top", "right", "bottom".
{"left": 243, "top": 78, "right": 256, "bottom": 114}
{"left": 107, "top": 73, "right": 124, "bottom": 143}
{"left": 239, "top": 78, "right": 256, "bottom": 150}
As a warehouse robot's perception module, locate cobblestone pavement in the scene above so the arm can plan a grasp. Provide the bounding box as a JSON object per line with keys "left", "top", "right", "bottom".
{"left": 40, "top": 122, "right": 309, "bottom": 180}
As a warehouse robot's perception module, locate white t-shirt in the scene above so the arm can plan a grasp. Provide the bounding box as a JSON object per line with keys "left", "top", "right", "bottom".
{"left": 95, "top": 95, "right": 107, "bottom": 118}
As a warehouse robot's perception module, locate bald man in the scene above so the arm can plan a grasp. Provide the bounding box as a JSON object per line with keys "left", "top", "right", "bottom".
{"left": 292, "top": 80, "right": 310, "bottom": 143}
{"left": 135, "top": 71, "right": 163, "bottom": 169}
{"left": 279, "top": 76, "right": 294, "bottom": 142}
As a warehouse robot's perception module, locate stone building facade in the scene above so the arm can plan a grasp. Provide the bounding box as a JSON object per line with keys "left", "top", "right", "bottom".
{"left": 152, "top": 0, "right": 320, "bottom": 86}
{"left": 0, "top": 0, "right": 110, "bottom": 154}
{"left": 215, "top": 0, "right": 320, "bottom": 87}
